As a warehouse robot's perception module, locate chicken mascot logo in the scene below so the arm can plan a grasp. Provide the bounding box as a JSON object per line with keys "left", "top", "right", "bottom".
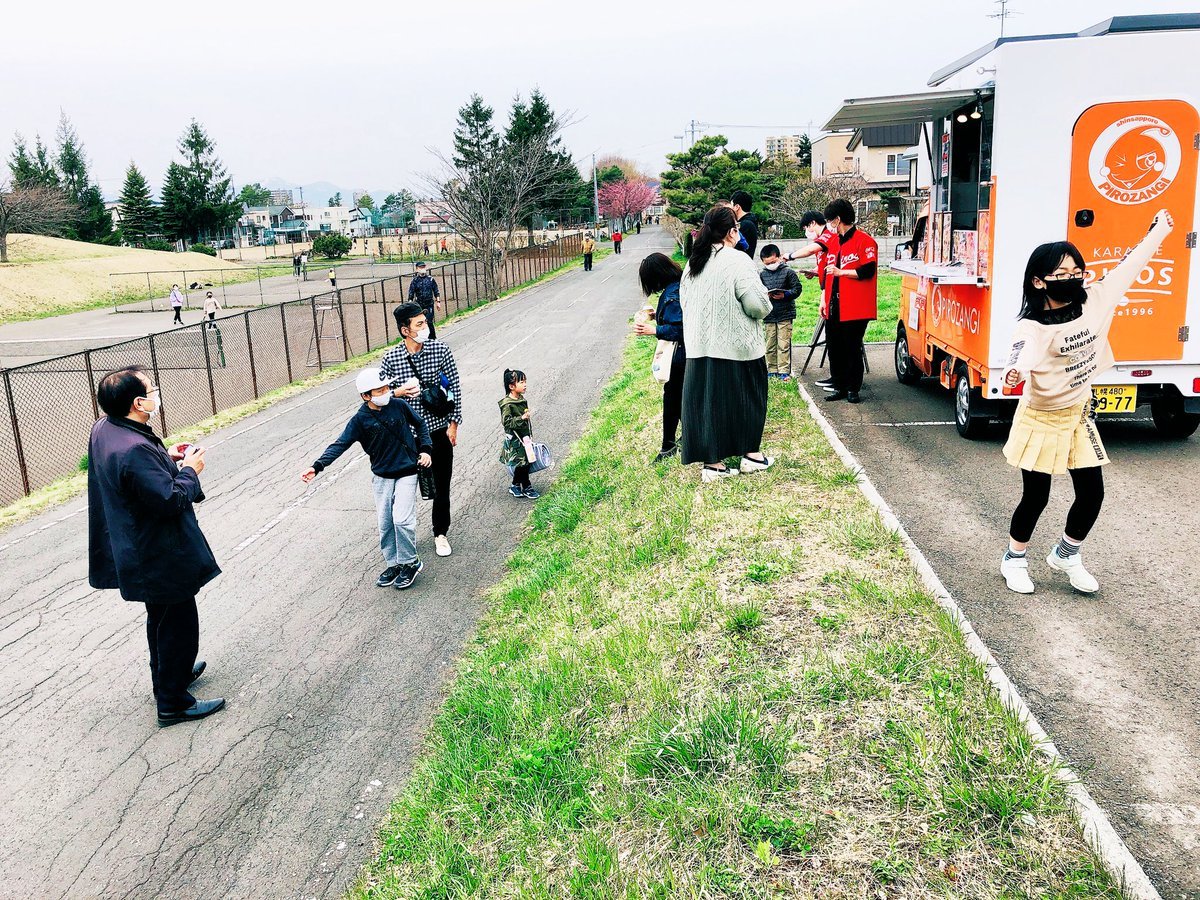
{"left": 1089, "top": 115, "right": 1179, "bottom": 205}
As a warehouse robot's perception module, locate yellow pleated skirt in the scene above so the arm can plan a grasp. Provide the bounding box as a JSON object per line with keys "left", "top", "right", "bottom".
{"left": 1003, "top": 400, "right": 1108, "bottom": 475}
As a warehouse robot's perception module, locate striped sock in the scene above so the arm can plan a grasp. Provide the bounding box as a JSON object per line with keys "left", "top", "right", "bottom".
{"left": 1055, "top": 536, "right": 1082, "bottom": 559}
{"left": 1003, "top": 547, "right": 1026, "bottom": 562}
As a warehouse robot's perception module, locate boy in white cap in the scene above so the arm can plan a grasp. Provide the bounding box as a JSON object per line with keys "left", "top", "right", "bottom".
{"left": 302, "top": 368, "right": 432, "bottom": 590}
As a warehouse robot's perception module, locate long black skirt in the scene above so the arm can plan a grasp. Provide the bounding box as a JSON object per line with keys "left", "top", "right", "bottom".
{"left": 680, "top": 356, "right": 768, "bottom": 465}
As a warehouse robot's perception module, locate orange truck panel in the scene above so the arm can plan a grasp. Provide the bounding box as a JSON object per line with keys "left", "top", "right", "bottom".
{"left": 1068, "top": 99, "right": 1198, "bottom": 361}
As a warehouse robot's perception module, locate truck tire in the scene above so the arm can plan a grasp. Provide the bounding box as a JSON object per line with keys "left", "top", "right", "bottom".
{"left": 894, "top": 325, "right": 922, "bottom": 385}
{"left": 954, "top": 366, "right": 989, "bottom": 439}
{"left": 1151, "top": 398, "right": 1200, "bottom": 440}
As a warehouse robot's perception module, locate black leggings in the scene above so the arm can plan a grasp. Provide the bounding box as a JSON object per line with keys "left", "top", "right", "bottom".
{"left": 512, "top": 464, "right": 531, "bottom": 488}
{"left": 661, "top": 354, "right": 686, "bottom": 451}
{"left": 1009, "top": 467, "right": 1105, "bottom": 544}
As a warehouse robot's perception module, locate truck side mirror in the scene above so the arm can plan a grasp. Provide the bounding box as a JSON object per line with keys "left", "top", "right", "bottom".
{"left": 1074, "top": 209, "right": 1095, "bottom": 228}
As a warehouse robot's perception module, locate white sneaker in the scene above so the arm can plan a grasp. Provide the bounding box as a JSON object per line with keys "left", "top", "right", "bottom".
{"left": 740, "top": 455, "right": 774, "bottom": 474}
{"left": 434, "top": 535, "right": 452, "bottom": 557}
{"left": 1046, "top": 549, "right": 1099, "bottom": 594}
{"left": 1000, "top": 555, "right": 1035, "bottom": 594}
{"left": 701, "top": 465, "right": 739, "bottom": 484}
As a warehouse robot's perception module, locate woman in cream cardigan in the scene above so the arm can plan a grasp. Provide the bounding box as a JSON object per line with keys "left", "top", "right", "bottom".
{"left": 679, "top": 203, "right": 774, "bottom": 483}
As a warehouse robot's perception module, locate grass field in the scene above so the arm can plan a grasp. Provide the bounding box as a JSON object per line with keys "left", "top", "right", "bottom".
{"left": 349, "top": 339, "right": 1118, "bottom": 898}
{"left": 0, "top": 234, "right": 249, "bottom": 325}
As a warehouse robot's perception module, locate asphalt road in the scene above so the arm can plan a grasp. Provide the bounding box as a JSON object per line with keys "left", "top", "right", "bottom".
{"left": 0, "top": 229, "right": 666, "bottom": 898}
{"left": 806, "top": 343, "right": 1200, "bottom": 898}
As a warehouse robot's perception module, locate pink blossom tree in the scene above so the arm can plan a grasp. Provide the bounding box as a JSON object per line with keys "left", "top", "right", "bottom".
{"left": 598, "top": 179, "right": 658, "bottom": 229}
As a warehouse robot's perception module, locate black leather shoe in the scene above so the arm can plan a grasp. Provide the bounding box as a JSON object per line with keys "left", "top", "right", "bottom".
{"left": 824, "top": 391, "right": 849, "bottom": 402}
{"left": 847, "top": 392, "right": 862, "bottom": 404}
{"left": 157, "top": 697, "right": 225, "bottom": 728}
{"left": 189, "top": 660, "right": 206, "bottom": 685}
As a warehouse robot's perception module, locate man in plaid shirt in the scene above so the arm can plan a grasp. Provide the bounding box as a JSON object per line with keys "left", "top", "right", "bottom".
{"left": 379, "top": 303, "right": 463, "bottom": 559}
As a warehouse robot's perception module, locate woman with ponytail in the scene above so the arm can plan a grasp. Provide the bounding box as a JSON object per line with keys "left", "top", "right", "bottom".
{"left": 679, "top": 203, "right": 775, "bottom": 483}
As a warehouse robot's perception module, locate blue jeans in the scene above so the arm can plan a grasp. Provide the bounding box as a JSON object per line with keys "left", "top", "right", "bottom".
{"left": 371, "top": 474, "right": 419, "bottom": 567}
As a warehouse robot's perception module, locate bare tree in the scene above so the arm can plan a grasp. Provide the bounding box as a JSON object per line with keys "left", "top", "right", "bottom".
{"left": 426, "top": 115, "right": 578, "bottom": 302}
{"left": 772, "top": 173, "right": 877, "bottom": 232}
{"left": 0, "top": 179, "right": 75, "bottom": 263}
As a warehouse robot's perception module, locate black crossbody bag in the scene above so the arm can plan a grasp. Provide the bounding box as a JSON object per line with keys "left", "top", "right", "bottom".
{"left": 368, "top": 407, "right": 436, "bottom": 501}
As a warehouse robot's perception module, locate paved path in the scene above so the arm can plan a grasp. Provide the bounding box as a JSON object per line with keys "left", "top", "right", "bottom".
{"left": 0, "top": 229, "right": 666, "bottom": 898}
{"left": 807, "top": 344, "right": 1200, "bottom": 898}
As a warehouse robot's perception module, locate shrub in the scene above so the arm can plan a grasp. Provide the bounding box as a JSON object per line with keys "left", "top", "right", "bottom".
{"left": 189, "top": 243, "right": 218, "bottom": 257}
{"left": 313, "top": 233, "right": 352, "bottom": 259}
{"left": 143, "top": 238, "right": 175, "bottom": 252}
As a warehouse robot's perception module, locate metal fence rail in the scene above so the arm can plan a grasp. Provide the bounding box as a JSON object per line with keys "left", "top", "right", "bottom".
{"left": 0, "top": 234, "right": 584, "bottom": 505}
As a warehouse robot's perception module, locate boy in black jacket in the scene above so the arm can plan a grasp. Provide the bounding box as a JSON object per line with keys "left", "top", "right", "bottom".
{"left": 302, "top": 368, "right": 433, "bottom": 590}
{"left": 759, "top": 243, "right": 801, "bottom": 380}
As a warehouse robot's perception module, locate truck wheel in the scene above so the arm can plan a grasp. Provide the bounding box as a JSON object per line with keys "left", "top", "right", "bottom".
{"left": 954, "top": 367, "right": 989, "bottom": 439}
{"left": 894, "top": 326, "right": 922, "bottom": 385}
{"left": 1151, "top": 398, "right": 1200, "bottom": 440}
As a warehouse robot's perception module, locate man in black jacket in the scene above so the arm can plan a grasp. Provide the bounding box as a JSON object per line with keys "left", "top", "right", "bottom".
{"left": 405, "top": 261, "right": 441, "bottom": 338}
{"left": 88, "top": 366, "right": 225, "bottom": 727}
{"left": 730, "top": 190, "right": 759, "bottom": 258}
{"left": 303, "top": 367, "right": 433, "bottom": 590}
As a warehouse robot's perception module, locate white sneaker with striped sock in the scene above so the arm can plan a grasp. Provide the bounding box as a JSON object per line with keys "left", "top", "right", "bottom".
{"left": 1046, "top": 548, "right": 1099, "bottom": 594}
{"left": 1000, "top": 555, "right": 1035, "bottom": 594}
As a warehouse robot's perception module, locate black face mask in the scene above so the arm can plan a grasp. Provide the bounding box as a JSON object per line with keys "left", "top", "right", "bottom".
{"left": 1043, "top": 278, "right": 1087, "bottom": 305}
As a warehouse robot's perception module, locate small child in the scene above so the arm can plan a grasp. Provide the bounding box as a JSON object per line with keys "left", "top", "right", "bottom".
{"left": 499, "top": 368, "right": 540, "bottom": 500}
{"left": 302, "top": 367, "right": 433, "bottom": 590}
{"left": 758, "top": 243, "right": 801, "bottom": 380}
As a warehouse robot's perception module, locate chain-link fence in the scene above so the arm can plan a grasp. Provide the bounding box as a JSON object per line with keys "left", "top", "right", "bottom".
{"left": 0, "top": 234, "right": 585, "bottom": 505}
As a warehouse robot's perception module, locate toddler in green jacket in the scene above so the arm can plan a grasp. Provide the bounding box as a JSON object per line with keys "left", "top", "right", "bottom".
{"left": 498, "top": 368, "right": 539, "bottom": 499}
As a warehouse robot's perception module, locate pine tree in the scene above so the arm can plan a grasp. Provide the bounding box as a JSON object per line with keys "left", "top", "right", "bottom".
{"left": 8, "top": 134, "right": 41, "bottom": 188}
{"left": 117, "top": 162, "right": 158, "bottom": 244}
{"left": 452, "top": 94, "right": 501, "bottom": 173}
{"left": 158, "top": 162, "right": 190, "bottom": 243}
{"left": 33, "top": 136, "right": 60, "bottom": 188}
{"left": 173, "top": 119, "right": 241, "bottom": 243}
{"left": 237, "top": 182, "right": 271, "bottom": 207}
{"left": 796, "top": 134, "right": 812, "bottom": 169}
{"left": 52, "top": 113, "right": 114, "bottom": 243}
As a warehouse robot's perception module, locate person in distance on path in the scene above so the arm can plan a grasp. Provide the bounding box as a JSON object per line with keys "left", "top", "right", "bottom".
{"left": 88, "top": 366, "right": 224, "bottom": 727}
{"left": 999, "top": 210, "right": 1174, "bottom": 597}
{"left": 328, "top": 268, "right": 337, "bottom": 290}
{"left": 612, "top": 228, "right": 623, "bottom": 254}
{"left": 582, "top": 232, "right": 596, "bottom": 271}
{"left": 407, "top": 260, "right": 441, "bottom": 339}
{"left": 169, "top": 284, "right": 185, "bottom": 325}
{"left": 203, "top": 291, "right": 221, "bottom": 329}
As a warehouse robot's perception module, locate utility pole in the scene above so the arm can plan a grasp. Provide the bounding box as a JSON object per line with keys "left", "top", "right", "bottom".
{"left": 592, "top": 153, "right": 600, "bottom": 227}
{"left": 685, "top": 119, "right": 701, "bottom": 147}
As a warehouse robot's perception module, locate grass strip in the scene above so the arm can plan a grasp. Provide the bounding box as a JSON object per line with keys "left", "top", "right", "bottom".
{"left": 350, "top": 338, "right": 1120, "bottom": 898}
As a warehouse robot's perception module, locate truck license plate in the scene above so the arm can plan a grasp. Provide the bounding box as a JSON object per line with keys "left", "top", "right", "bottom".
{"left": 1092, "top": 385, "right": 1137, "bottom": 414}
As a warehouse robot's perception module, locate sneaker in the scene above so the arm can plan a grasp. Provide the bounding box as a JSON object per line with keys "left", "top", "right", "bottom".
{"left": 816, "top": 377, "right": 835, "bottom": 388}
{"left": 376, "top": 565, "right": 403, "bottom": 587}
{"left": 1046, "top": 549, "right": 1099, "bottom": 594}
{"left": 434, "top": 535, "right": 452, "bottom": 557}
{"left": 1000, "top": 555, "right": 1035, "bottom": 594}
{"left": 700, "top": 465, "right": 739, "bottom": 484}
{"left": 522, "top": 487, "right": 541, "bottom": 500}
{"left": 740, "top": 455, "right": 774, "bottom": 474}
{"left": 778, "top": 374, "right": 792, "bottom": 383}
{"left": 393, "top": 558, "right": 424, "bottom": 591}
{"left": 509, "top": 485, "right": 524, "bottom": 498}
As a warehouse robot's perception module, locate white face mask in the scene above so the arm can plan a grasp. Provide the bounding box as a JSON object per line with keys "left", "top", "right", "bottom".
{"left": 371, "top": 392, "right": 391, "bottom": 407}
{"left": 413, "top": 327, "right": 430, "bottom": 344}
{"left": 139, "top": 393, "right": 160, "bottom": 415}
{"left": 764, "top": 261, "right": 782, "bottom": 271}
{"left": 805, "top": 227, "right": 821, "bottom": 241}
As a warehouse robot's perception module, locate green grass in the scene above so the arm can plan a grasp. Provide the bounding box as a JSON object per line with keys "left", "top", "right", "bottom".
{"left": 792, "top": 271, "right": 901, "bottom": 344}
{"left": 348, "top": 339, "right": 1120, "bottom": 898}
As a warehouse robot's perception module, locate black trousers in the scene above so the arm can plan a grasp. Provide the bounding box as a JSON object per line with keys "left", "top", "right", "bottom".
{"left": 512, "top": 464, "right": 531, "bottom": 488}
{"left": 172, "top": 308, "right": 183, "bottom": 324}
{"left": 826, "top": 317, "right": 869, "bottom": 392}
{"left": 1010, "top": 467, "right": 1105, "bottom": 544}
{"left": 145, "top": 599, "right": 199, "bottom": 715}
{"left": 662, "top": 353, "right": 686, "bottom": 451}
{"left": 614, "top": 242, "right": 622, "bottom": 254}
{"left": 430, "top": 427, "right": 454, "bottom": 537}
{"left": 425, "top": 307, "right": 438, "bottom": 339}
{"left": 583, "top": 253, "right": 593, "bottom": 271}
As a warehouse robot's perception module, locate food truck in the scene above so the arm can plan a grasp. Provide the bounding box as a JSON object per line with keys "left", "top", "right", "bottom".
{"left": 823, "top": 13, "right": 1200, "bottom": 438}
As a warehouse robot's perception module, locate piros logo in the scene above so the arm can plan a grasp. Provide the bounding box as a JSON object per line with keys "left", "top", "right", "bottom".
{"left": 1088, "top": 115, "right": 1180, "bottom": 205}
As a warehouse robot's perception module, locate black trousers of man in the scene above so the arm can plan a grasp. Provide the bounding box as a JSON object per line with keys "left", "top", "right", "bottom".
{"left": 614, "top": 242, "right": 622, "bottom": 254}
{"left": 430, "top": 427, "right": 454, "bottom": 537}
{"left": 423, "top": 304, "right": 438, "bottom": 339}
{"left": 583, "top": 252, "right": 593, "bottom": 271}
{"left": 146, "top": 599, "right": 199, "bottom": 715}
{"left": 825, "top": 317, "right": 869, "bottom": 393}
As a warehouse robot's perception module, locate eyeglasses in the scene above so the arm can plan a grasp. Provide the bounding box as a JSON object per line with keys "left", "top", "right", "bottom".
{"left": 1043, "top": 273, "right": 1085, "bottom": 282}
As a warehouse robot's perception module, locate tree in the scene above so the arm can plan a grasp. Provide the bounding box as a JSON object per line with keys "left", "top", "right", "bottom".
{"left": 595, "top": 154, "right": 644, "bottom": 181}
{"left": 0, "top": 178, "right": 74, "bottom": 262}
{"left": 771, "top": 173, "right": 876, "bottom": 233}
{"left": 381, "top": 189, "right": 416, "bottom": 228}
{"left": 598, "top": 179, "right": 657, "bottom": 228}
{"left": 54, "top": 113, "right": 115, "bottom": 244}
{"left": 117, "top": 162, "right": 158, "bottom": 245}
{"left": 356, "top": 192, "right": 375, "bottom": 210}
{"left": 328, "top": 192, "right": 342, "bottom": 207}
{"left": 237, "top": 182, "right": 271, "bottom": 207}
{"left": 597, "top": 164, "right": 624, "bottom": 186}
{"left": 796, "top": 134, "right": 812, "bottom": 169}
{"left": 659, "top": 135, "right": 781, "bottom": 226}
{"left": 8, "top": 135, "right": 41, "bottom": 188}
{"left": 158, "top": 120, "right": 241, "bottom": 244}
{"left": 506, "top": 89, "right": 590, "bottom": 233}
{"left": 312, "top": 232, "right": 351, "bottom": 258}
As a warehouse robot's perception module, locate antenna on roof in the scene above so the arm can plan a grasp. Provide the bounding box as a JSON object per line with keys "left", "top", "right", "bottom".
{"left": 988, "top": 0, "right": 1020, "bottom": 39}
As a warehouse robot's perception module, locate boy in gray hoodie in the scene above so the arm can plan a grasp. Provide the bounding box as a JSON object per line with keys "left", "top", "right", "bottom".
{"left": 758, "top": 243, "right": 802, "bottom": 380}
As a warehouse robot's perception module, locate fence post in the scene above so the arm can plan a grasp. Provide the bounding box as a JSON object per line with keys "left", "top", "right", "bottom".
{"left": 199, "top": 325, "right": 219, "bottom": 415}
{"left": 311, "top": 299, "right": 324, "bottom": 370}
{"left": 361, "top": 285, "right": 371, "bottom": 351}
{"left": 84, "top": 350, "right": 99, "bottom": 421}
{"left": 336, "top": 294, "right": 351, "bottom": 361}
{"left": 146, "top": 272, "right": 153, "bottom": 309}
{"left": 244, "top": 313, "right": 259, "bottom": 399}
{"left": 383, "top": 279, "right": 392, "bottom": 343}
{"left": 147, "top": 333, "right": 168, "bottom": 435}
{"left": 280, "top": 302, "right": 294, "bottom": 382}
{"left": 2, "top": 370, "right": 31, "bottom": 497}
{"left": 257, "top": 266, "right": 264, "bottom": 305}
{"left": 220, "top": 268, "right": 229, "bottom": 307}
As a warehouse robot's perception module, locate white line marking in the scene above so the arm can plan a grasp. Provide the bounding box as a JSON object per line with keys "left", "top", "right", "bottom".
{"left": 797, "top": 383, "right": 1162, "bottom": 900}
{"left": 500, "top": 326, "right": 543, "bottom": 358}
{"left": 840, "top": 421, "right": 955, "bottom": 427}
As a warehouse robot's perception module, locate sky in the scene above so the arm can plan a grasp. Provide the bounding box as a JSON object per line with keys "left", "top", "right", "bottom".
{"left": 3, "top": 0, "right": 1190, "bottom": 202}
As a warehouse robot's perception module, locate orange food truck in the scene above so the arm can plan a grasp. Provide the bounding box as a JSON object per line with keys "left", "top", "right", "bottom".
{"left": 823, "top": 13, "right": 1200, "bottom": 438}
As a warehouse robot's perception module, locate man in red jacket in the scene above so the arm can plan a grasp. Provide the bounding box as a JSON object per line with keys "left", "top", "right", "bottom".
{"left": 820, "top": 199, "right": 877, "bottom": 403}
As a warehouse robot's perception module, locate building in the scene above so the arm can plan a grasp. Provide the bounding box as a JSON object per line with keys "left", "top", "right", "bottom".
{"left": 811, "top": 133, "right": 855, "bottom": 177}
{"left": 811, "top": 126, "right": 926, "bottom": 234}
{"left": 414, "top": 200, "right": 454, "bottom": 233}
{"left": 237, "top": 205, "right": 308, "bottom": 246}
{"left": 765, "top": 134, "right": 806, "bottom": 162}
{"left": 268, "top": 189, "right": 294, "bottom": 206}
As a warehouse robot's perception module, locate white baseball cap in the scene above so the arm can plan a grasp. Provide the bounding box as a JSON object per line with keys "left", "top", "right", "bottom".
{"left": 355, "top": 368, "right": 390, "bottom": 395}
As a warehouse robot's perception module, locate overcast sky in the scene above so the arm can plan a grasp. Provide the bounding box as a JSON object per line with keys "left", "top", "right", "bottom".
{"left": 4, "top": 0, "right": 1188, "bottom": 201}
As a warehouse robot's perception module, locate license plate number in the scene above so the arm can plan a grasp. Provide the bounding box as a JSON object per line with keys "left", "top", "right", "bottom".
{"left": 1092, "top": 385, "right": 1137, "bottom": 414}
